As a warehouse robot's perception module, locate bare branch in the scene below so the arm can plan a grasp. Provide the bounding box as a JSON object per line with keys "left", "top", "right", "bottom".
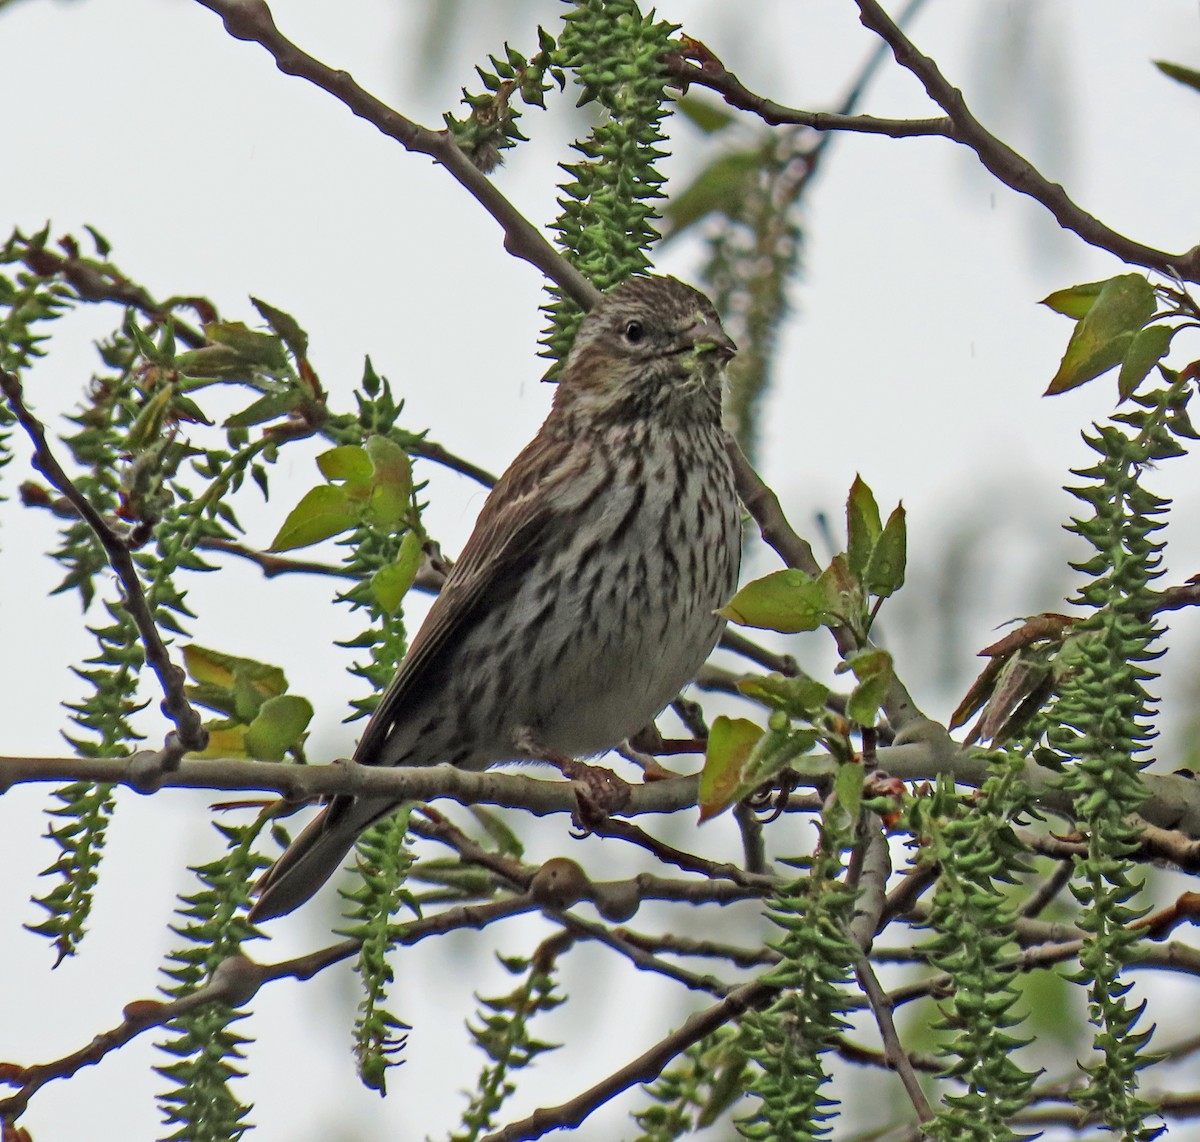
{"left": 0, "top": 893, "right": 535, "bottom": 1122}
{"left": 850, "top": 0, "right": 1200, "bottom": 280}
{"left": 1, "top": 371, "right": 207, "bottom": 760}
{"left": 665, "top": 44, "right": 949, "bottom": 137}
{"left": 668, "top": 8, "right": 1200, "bottom": 283}
{"left": 851, "top": 945, "right": 935, "bottom": 1122}
{"left": 15, "top": 237, "right": 208, "bottom": 347}
{"left": 0, "top": 954, "right": 268, "bottom": 1120}
{"left": 409, "top": 438, "right": 498, "bottom": 487}
{"left": 481, "top": 979, "right": 773, "bottom": 1142}
{"left": 10, "top": 734, "right": 1200, "bottom": 843}
{"left": 587, "top": 817, "right": 776, "bottom": 891}
{"left": 550, "top": 909, "right": 735, "bottom": 997}
{"left": 725, "top": 434, "right": 820, "bottom": 575}
{"left": 617, "top": 928, "right": 779, "bottom": 969}
{"left": 0, "top": 752, "right": 701, "bottom": 816}
{"left": 192, "top": 0, "right": 600, "bottom": 310}
{"left": 1019, "top": 859, "right": 1076, "bottom": 919}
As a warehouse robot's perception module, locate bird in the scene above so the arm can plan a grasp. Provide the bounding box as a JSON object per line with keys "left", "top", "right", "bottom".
{"left": 249, "top": 274, "right": 742, "bottom": 921}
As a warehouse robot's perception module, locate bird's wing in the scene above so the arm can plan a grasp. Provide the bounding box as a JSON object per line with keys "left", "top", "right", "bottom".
{"left": 352, "top": 430, "right": 582, "bottom": 765}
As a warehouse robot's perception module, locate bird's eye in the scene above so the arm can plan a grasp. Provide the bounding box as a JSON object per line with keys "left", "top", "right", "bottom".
{"left": 623, "top": 319, "right": 645, "bottom": 344}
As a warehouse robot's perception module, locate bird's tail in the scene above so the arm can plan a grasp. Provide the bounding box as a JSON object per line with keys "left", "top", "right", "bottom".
{"left": 248, "top": 795, "right": 396, "bottom": 923}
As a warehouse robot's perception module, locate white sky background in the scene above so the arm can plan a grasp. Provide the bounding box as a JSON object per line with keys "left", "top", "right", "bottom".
{"left": 3, "top": 1, "right": 1200, "bottom": 1139}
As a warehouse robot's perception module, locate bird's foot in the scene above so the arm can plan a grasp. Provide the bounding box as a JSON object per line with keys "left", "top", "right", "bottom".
{"left": 616, "top": 742, "right": 677, "bottom": 782}
{"left": 512, "top": 726, "right": 631, "bottom": 832}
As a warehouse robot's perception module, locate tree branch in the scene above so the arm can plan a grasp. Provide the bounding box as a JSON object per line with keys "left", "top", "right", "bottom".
{"left": 15, "top": 235, "right": 209, "bottom": 347}
{"left": 851, "top": 945, "right": 935, "bottom": 1122}
{"left": 850, "top": 0, "right": 1200, "bottom": 280}
{"left": 0, "top": 891, "right": 535, "bottom": 1122}
{"left": 409, "top": 438, "right": 498, "bottom": 487}
{"left": 669, "top": 9, "right": 1200, "bottom": 283}
{"left": 1, "top": 371, "right": 207, "bottom": 763}
{"left": 9, "top": 734, "right": 1200, "bottom": 844}
{"left": 192, "top": 0, "right": 600, "bottom": 311}
{"left": 665, "top": 43, "right": 949, "bottom": 137}
{"left": 481, "top": 978, "right": 773, "bottom": 1142}
{"left": 0, "top": 752, "right": 701, "bottom": 816}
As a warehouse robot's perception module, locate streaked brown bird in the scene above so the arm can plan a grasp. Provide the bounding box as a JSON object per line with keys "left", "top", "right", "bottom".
{"left": 250, "top": 275, "right": 741, "bottom": 921}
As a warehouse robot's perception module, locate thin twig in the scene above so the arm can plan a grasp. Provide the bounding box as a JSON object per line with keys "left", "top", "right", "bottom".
{"left": 408, "top": 438, "right": 498, "bottom": 487}
{"left": 16, "top": 238, "right": 208, "bottom": 347}
{"left": 617, "top": 928, "right": 779, "bottom": 969}
{"left": 193, "top": 0, "right": 600, "bottom": 311}
{"left": 22, "top": 487, "right": 452, "bottom": 594}
{"left": 719, "top": 627, "right": 800, "bottom": 675}
{"left": 199, "top": 536, "right": 360, "bottom": 579}
{"left": 842, "top": 822, "right": 932, "bottom": 1121}
{"left": 550, "top": 909, "right": 734, "bottom": 997}
{"left": 1, "top": 371, "right": 207, "bottom": 762}
{"left": 733, "top": 799, "right": 768, "bottom": 874}
{"left": 0, "top": 890, "right": 534, "bottom": 1122}
{"left": 833, "top": 1033, "right": 943, "bottom": 1076}
{"left": 851, "top": 945, "right": 935, "bottom": 1122}
{"left": 481, "top": 979, "right": 774, "bottom": 1142}
{"left": 846, "top": 821, "right": 891, "bottom": 951}
{"left": 588, "top": 817, "right": 776, "bottom": 891}
{"left": 850, "top": 0, "right": 1200, "bottom": 280}
{"left": 665, "top": 37, "right": 947, "bottom": 138}
{"left": 725, "top": 434, "right": 820, "bottom": 575}
{"left": 669, "top": 7, "right": 1200, "bottom": 282}
{"left": 1019, "top": 858, "right": 1075, "bottom": 918}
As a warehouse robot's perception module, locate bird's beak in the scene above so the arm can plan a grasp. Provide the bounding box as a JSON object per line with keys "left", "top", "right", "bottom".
{"left": 685, "top": 317, "right": 737, "bottom": 362}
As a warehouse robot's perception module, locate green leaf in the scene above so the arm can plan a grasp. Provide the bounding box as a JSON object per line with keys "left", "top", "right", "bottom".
{"left": 365, "top": 435, "right": 414, "bottom": 530}
{"left": 700, "top": 717, "right": 821, "bottom": 823}
{"left": 1154, "top": 59, "right": 1200, "bottom": 94}
{"left": 269, "top": 484, "right": 358, "bottom": 551}
{"left": 224, "top": 389, "right": 300, "bottom": 428}
{"left": 127, "top": 319, "right": 165, "bottom": 365}
{"left": 251, "top": 296, "right": 310, "bottom": 362}
{"left": 736, "top": 673, "right": 830, "bottom": 719}
{"left": 1040, "top": 280, "right": 1109, "bottom": 319}
{"left": 317, "top": 444, "right": 374, "bottom": 483}
{"left": 720, "top": 569, "right": 836, "bottom": 633}
{"left": 468, "top": 805, "right": 525, "bottom": 859}
{"left": 834, "top": 762, "right": 864, "bottom": 819}
{"left": 243, "top": 694, "right": 313, "bottom": 761}
{"left": 843, "top": 648, "right": 894, "bottom": 727}
{"left": 370, "top": 531, "right": 423, "bottom": 614}
{"left": 189, "top": 722, "right": 250, "bottom": 759}
{"left": 866, "top": 504, "right": 906, "bottom": 598}
{"left": 1117, "top": 323, "right": 1174, "bottom": 401}
{"left": 204, "top": 321, "right": 287, "bottom": 368}
{"left": 672, "top": 94, "right": 737, "bottom": 134}
{"left": 84, "top": 224, "right": 112, "bottom": 257}
{"left": 174, "top": 345, "right": 253, "bottom": 379}
{"left": 698, "top": 716, "right": 764, "bottom": 822}
{"left": 183, "top": 645, "right": 287, "bottom": 698}
{"left": 846, "top": 474, "right": 882, "bottom": 580}
{"left": 664, "top": 150, "right": 763, "bottom": 238}
{"left": 1045, "top": 274, "right": 1156, "bottom": 395}
{"left": 171, "top": 393, "right": 213, "bottom": 426}
{"left": 126, "top": 384, "right": 175, "bottom": 451}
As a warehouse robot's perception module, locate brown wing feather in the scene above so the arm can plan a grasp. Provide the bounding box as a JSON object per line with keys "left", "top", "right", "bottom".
{"left": 352, "top": 430, "right": 572, "bottom": 764}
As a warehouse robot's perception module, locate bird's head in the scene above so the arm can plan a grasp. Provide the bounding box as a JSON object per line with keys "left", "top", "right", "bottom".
{"left": 556, "top": 276, "right": 736, "bottom": 425}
